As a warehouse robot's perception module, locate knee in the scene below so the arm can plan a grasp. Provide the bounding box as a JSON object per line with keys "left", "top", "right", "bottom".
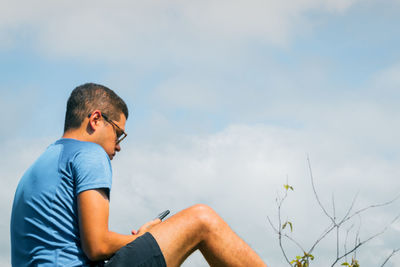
{"left": 188, "top": 204, "right": 220, "bottom": 231}
{"left": 190, "top": 203, "right": 215, "bottom": 215}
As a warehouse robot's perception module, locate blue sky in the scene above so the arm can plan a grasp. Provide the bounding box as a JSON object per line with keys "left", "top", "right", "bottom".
{"left": 1, "top": 0, "right": 400, "bottom": 266}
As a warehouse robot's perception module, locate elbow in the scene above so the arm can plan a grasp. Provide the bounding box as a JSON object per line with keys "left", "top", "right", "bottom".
{"left": 82, "top": 242, "right": 109, "bottom": 261}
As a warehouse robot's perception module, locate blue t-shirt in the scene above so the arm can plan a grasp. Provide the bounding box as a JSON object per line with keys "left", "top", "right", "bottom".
{"left": 10, "top": 138, "right": 112, "bottom": 266}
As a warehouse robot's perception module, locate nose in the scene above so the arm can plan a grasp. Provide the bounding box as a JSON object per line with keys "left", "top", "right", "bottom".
{"left": 115, "top": 143, "right": 121, "bottom": 152}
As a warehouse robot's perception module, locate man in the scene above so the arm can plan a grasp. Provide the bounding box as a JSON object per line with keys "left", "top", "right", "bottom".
{"left": 11, "top": 83, "right": 267, "bottom": 266}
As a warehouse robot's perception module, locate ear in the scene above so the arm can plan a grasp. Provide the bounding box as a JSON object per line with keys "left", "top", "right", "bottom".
{"left": 88, "top": 110, "right": 102, "bottom": 131}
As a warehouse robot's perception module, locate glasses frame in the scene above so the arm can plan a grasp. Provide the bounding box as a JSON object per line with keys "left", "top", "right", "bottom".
{"left": 88, "top": 113, "right": 127, "bottom": 144}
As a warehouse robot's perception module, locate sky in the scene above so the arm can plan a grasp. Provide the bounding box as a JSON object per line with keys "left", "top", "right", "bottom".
{"left": 1, "top": 0, "right": 400, "bottom": 266}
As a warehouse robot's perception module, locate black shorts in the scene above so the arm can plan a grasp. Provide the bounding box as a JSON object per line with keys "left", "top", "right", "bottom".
{"left": 104, "top": 232, "right": 166, "bottom": 267}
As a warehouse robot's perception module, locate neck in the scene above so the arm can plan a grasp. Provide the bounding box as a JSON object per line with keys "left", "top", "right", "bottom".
{"left": 62, "top": 128, "right": 92, "bottom": 142}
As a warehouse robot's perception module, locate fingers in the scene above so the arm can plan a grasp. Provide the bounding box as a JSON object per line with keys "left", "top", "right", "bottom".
{"left": 131, "top": 219, "right": 162, "bottom": 236}
{"left": 150, "top": 218, "right": 162, "bottom": 226}
{"left": 137, "top": 219, "right": 162, "bottom": 235}
{"left": 143, "top": 218, "right": 161, "bottom": 230}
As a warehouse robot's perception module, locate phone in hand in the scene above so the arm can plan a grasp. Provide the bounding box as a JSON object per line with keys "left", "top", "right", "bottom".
{"left": 156, "top": 210, "right": 170, "bottom": 221}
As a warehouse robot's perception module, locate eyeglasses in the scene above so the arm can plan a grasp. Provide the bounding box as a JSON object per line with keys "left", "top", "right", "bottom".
{"left": 88, "top": 113, "right": 127, "bottom": 144}
{"left": 102, "top": 114, "right": 127, "bottom": 145}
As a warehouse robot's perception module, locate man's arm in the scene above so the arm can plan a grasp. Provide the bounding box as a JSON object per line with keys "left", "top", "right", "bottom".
{"left": 77, "top": 189, "right": 160, "bottom": 261}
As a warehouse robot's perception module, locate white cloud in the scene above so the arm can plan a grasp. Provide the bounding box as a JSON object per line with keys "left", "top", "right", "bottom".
{"left": 0, "top": 0, "right": 363, "bottom": 61}
{"left": 153, "top": 76, "right": 220, "bottom": 110}
{"left": 372, "top": 63, "right": 400, "bottom": 94}
{"left": 2, "top": 49, "right": 399, "bottom": 267}
{"left": 2, "top": 1, "right": 400, "bottom": 265}
{"left": 109, "top": 123, "right": 400, "bottom": 266}
{"left": 0, "top": 138, "right": 51, "bottom": 266}
{"left": 3, "top": 103, "right": 399, "bottom": 266}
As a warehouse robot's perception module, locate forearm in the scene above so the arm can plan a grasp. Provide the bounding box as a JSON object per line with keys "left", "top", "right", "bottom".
{"left": 78, "top": 189, "right": 139, "bottom": 261}
{"left": 84, "top": 218, "right": 162, "bottom": 261}
{"left": 78, "top": 189, "right": 161, "bottom": 261}
{"left": 83, "top": 230, "right": 137, "bottom": 261}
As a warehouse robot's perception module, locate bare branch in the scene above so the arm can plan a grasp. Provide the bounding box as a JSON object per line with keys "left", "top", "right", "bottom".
{"left": 278, "top": 238, "right": 292, "bottom": 266}
{"left": 336, "top": 226, "right": 339, "bottom": 260}
{"left": 331, "top": 241, "right": 362, "bottom": 267}
{"left": 307, "top": 156, "right": 335, "bottom": 224}
{"left": 268, "top": 182, "right": 294, "bottom": 266}
{"left": 343, "top": 193, "right": 400, "bottom": 224}
{"left": 339, "top": 191, "right": 359, "bottom": 225}
{"left": 331, "top": 213, "right": 400, "bottom": 266}
{"left": 282, "top": 233, "right": 307, "bottom": 252}
{"left": 354, "top": 217, "right": 361, "bottom": 259}
{"left": 332, "top": 193, "right": 336, "bottom": 221}
{"left": 309, "top": 222, "right": 335, "bottom": 253}
{"left": 269, "top": 212, "right": 305, "bottom": 265}
{"left": 267, "top": 216, "right": 279, "bottom": 234}
{"left": 380, "top": 248, "right": 400, "bottom": 267}
{"left": 269, "top": 158, "right": 400, "bottom": 267}
{"left": 343, "top": 224, "right": 354, "bottom": 263}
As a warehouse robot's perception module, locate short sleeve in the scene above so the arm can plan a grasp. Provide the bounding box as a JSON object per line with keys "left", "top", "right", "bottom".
{"left": 72, "top": 145, "right": 112, "bottom": 196}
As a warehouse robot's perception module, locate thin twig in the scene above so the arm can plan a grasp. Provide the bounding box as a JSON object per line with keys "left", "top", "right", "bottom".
{"left": 275, "top": 186, "right": 293, "bottom": 266}
{"left": 336, "top": 226, "right": 339, "bottom": 260}
{"left": 343, "top": 224, "right": 354, "bottom": 263}
{"left": 343, "top": 193, "right": 400, "bottom": 224}
{"left": 282, "top": 233, "right": 306, "bottom": 252}
{"left": 339, "top": 191, "right": 359, "bottom": 225}
{"left": 380, "top": 248, "right": 400, "bottom": 267}
{"left": 267, "top": 216, "right": 279, "bottom": 234}
{"left": 309, "top": 222, "right": 335, "bottom": 253}
{"left": 354, "top": 216, "right": 361, "bottom": 260}
{"left": 331, "top": 213, "right": 400, "bottom": 266}
{"left": 268, "top": 215, "right": 306, "bottom": 262}
{"left": 307, "top": 156, "right": 335, "bottom": 224}
{"left": 332, "top": 193, "right": 336, "bottom": 221}
{"left": 269, "top": 158, "right": 400, "bottom": 267}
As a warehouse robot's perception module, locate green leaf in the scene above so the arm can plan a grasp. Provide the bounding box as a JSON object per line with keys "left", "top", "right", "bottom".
{"left": 283, "top": 184, "right": 294, "bottom": 191}
{"left": 288, "top": 221, "right": 293, "bottom": 232}
{"left": 284, "top": 184, "right": 289, "bottom": 190}
{"left": 282, "top": 221, "right": 293, "bottom": 232}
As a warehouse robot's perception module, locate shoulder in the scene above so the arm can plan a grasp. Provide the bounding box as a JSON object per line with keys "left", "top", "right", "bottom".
{"left": 57, "top": 138, "right": 108, "bottom": 159}
{"left": 56, "top": 139, "right": 111, "bottom": 174}
{"left": 60, "top": 140, "right": 112, "bottom": 192}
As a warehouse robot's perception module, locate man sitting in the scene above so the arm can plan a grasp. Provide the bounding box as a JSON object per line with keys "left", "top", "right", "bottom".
{"left": 11, "top": 83, "right": 268, "bottom": 267}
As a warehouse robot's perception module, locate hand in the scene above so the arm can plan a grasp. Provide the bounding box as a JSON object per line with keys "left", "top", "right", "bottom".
{"left": 131, "top": 218, "right": 161, "bottom": 236}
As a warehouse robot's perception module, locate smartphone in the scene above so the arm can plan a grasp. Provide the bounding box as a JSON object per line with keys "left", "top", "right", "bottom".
{"left": 156, "top": 210, "right": 170, "bottom": 221}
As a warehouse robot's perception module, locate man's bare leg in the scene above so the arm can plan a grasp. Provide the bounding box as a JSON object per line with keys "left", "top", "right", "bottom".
{"left": 149, "top": 204, "right": 267, "bottom": 267}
